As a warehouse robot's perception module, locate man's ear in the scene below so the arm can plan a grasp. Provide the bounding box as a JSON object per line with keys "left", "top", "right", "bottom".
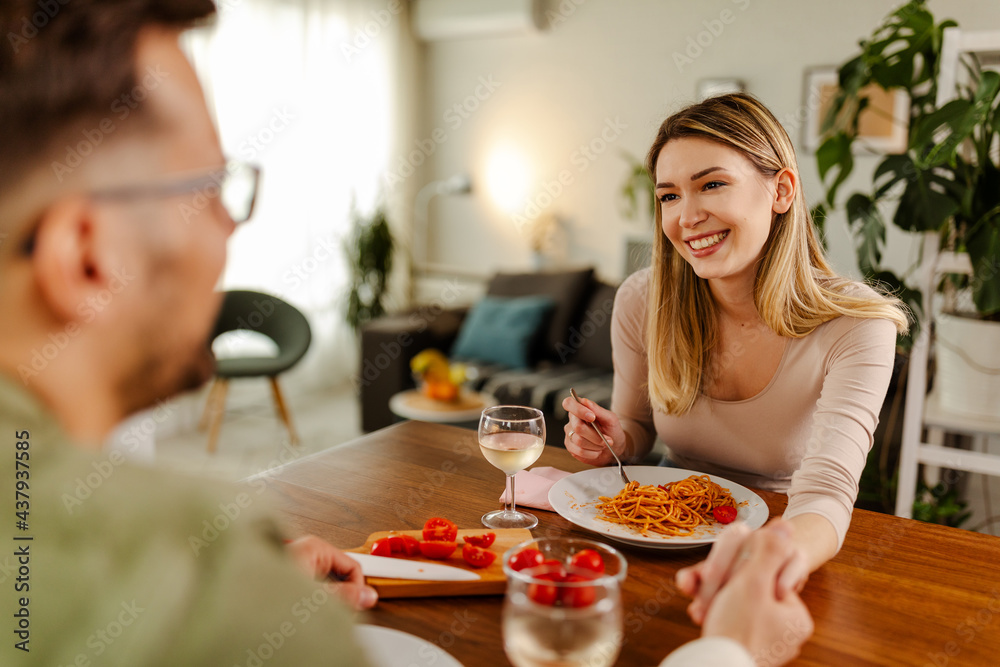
{"left": 32, "top": 197, "right": 118, "bottom": 324}
{"left": 772, "top": 168, "right": 796, "bottom": 215}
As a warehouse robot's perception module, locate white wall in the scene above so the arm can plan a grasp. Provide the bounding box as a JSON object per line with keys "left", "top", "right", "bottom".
{"left": 411, "top": 0, "right": 1000, "bottom": 290}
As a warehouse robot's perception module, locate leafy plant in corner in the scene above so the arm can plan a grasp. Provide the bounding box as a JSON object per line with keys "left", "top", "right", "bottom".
{"left": 912, "top": 479, "right": 971, "bottom": 528}
{"left": 619, "top": 151, "right": 656, "bottom": 223}
{"left": 815, "top": 0, "right": 1000, "bottom": 331}
{"left": 344, "top": 203, "right": 394, "bottom": 331}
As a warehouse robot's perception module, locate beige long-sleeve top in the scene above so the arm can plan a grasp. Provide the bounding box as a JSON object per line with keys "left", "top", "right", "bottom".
{"left": 612, "top": 269, "right": 897, "bottom": 547}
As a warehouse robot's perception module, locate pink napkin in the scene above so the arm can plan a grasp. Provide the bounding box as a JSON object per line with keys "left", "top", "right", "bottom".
{"left": 498, "top": 466, "right": 572, "bottom": 512}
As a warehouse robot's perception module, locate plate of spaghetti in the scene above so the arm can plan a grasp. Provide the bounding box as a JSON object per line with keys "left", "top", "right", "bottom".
{"left": 548, "top": 466, "right": 768, "bottom": 548}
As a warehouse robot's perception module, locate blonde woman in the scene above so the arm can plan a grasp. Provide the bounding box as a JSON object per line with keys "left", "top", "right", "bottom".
{"left": 563, "top": 93, "right": 907, "bottom": 625}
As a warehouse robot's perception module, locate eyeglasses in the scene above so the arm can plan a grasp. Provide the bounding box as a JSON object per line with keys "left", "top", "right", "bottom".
{"left": 19, "top": 161, "right": 261, "bottom": 256}
{"left": 90, "top": 160, "right": 261, "bottom": 225}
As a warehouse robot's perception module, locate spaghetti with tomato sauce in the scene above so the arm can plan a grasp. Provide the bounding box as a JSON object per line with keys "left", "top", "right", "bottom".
{"left": 594, "top": 475, "right": 738, "bottom": 537}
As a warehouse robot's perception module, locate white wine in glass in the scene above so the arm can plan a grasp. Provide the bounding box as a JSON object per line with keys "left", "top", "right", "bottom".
{"left": 479, "top": 405, "right": 545, "bottom": 530}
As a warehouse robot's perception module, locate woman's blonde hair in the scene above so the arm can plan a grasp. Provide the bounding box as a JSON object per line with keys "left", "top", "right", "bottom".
{"left": 644, "top": 93, "right": 908, "bottom": 416}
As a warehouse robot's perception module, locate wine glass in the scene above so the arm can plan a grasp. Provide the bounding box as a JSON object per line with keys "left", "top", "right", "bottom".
{"left": 479, "top": 405, "right": 546, "bottom": 530}
{"left": 502, "top": 538, "right": 626, "bottom": 667}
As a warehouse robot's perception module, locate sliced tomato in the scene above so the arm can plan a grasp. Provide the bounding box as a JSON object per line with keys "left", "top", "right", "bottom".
{"left": 422, "top": 517, "right": 458, "bottom": 542}
{"left": 418, "top": 540, "right": 457, "bottom": 560}
{"left": 386, "top": 535, "right": 405, "bottom": 553}
{"left": 569, "top": 549, "right": 605, "bottom": 575}
{"left": 508, "top": 548, "right": 545, "bottom": 572}
{"left": 462, "top": 543, "right": 498, "bottom": 569}
{"left": 712, "top": 506, "right": 738, "bottom": 524}
{"left": 399, "top": 535, "right": 421, "bottom": 556}
{"left": 559, "top": 573, "right": 597, "bottom": 608}
{"left": 462, "top": 532, "right": 496, "bottom": 548}
{"left": 370, "top": 537, "right": 392, "bottom": 557}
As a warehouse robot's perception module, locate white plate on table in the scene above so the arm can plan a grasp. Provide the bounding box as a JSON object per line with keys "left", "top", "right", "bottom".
{"left": 548, "top": 466, "right": 768, "bottom": 550}
{"left": 355, "top": 625, "right": 463, "bottom": 667}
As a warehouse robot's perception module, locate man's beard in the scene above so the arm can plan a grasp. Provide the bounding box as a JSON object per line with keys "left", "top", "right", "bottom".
{"left": 116, "top": 334, "right": 217, "bottom": 418}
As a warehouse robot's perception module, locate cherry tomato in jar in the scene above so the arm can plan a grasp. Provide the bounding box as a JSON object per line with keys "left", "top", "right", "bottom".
{"left": 508, "top": 548, "right": 545, "bottom": 572}
{"left": 569, "top": 549, "right": 605, "bottom": 575}
{"left": 559, "top": 572, "right": 597, "bottom": 608}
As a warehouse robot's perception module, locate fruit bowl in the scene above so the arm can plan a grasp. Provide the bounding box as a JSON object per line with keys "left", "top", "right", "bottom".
{"left": 410, "top": 349, "right": 466, "bottom": 403}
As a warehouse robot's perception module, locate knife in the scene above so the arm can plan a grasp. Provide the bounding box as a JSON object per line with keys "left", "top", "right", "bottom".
{"left": 346, "top": 553, "right": 482, "bottom": 582}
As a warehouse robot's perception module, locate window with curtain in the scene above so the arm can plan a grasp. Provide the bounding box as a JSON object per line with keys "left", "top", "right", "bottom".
{"left": 181, "top": 0, "right": 407, "bottom": 391}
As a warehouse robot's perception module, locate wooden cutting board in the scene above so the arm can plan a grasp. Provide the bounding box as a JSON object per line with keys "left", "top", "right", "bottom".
{"left": 348, "top": 528, "right": 532, "bottom": 598}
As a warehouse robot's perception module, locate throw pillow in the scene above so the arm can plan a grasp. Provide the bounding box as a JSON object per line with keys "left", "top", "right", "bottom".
{"left": 562, "top": 281, "right": 617, "bottom": 370}
{"left": 486, "top": 267, "right": 594, "bottom": 361}
{"left": 451, "top": 295, "right": 555, "bottom": 368}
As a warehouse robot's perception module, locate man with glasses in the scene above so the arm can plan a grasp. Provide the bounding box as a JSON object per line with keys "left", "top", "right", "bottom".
{"left": 0, "top": 1, "right": 372, "bottom": 664}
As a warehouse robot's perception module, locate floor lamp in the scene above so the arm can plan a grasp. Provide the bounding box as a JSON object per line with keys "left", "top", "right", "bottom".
{"left": 411, "top": 174, "right": 472, "bottom": 297}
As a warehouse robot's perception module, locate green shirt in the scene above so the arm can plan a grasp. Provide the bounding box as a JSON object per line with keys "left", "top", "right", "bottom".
{"left": 0, "top": 375, "right": 370, "bottom": 666}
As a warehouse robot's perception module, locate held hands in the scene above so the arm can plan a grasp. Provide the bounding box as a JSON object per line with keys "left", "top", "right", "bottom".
{"left": 677, "top": 519, "right": 809, "bottom": 624}
{"left": 561, "top": 394, "right": 627, "bottom": 466}
{"left": 698, "top": 520, "right": 814, "bottom": 665}
{"left": 285, "top": 535, "right": 379, "bottom": 610}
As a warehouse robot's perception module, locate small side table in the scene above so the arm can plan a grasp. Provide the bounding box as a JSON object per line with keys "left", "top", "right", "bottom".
{"left": 388, "top": 389, "right": 497, "bottom": 426}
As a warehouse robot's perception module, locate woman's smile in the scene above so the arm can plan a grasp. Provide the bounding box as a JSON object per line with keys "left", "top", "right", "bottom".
{"left": 685, "top": 229, "right": 730, "bottom": 254}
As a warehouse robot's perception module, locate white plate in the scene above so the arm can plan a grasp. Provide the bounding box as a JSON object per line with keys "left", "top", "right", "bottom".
{"left": 354, "top": 625, "right": 463, "bottom": 667}
{"left": 548, "top": 466, "right": 768, "bottom": 549}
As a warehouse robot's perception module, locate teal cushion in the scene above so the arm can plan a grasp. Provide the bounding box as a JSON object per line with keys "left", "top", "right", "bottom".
{"left": 452, "top": 296, "right": 555, "bottom": 368}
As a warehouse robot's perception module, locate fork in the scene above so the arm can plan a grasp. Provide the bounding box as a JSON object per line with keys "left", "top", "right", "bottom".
{"left": 570, "top": 388, "right": 631, "bottom": 485}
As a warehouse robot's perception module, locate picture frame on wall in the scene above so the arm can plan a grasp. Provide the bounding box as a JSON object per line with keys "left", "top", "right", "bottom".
{"left": 802, "top": 66, "right": 909, "bottom": 154}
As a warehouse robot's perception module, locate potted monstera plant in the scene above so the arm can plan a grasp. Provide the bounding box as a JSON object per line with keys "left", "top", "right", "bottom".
{"left": 815, "top": 0, "right": 1000, "bottom": 420}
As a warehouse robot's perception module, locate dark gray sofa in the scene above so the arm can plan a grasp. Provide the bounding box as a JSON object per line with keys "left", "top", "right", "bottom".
{"left": 358, "top": 267, "right": 617, "bottom": 439}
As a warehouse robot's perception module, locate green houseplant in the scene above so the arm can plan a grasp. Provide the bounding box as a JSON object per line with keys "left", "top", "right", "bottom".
{"left": 619, "top": 151, "right": 656, "bottom": 223}
{"left": 344, "top": 203, "right": 394, "bottom": 331}
{"left": 817, "top": 0, "right": 999, "bottom": 522}
{"left": 815, "top": 0, "right": 1000, "bottom": 322}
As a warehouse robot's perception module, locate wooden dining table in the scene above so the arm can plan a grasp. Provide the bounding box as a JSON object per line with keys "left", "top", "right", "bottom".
{"left": 263, "top": 420, "right": 1000, "bottom": 666}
